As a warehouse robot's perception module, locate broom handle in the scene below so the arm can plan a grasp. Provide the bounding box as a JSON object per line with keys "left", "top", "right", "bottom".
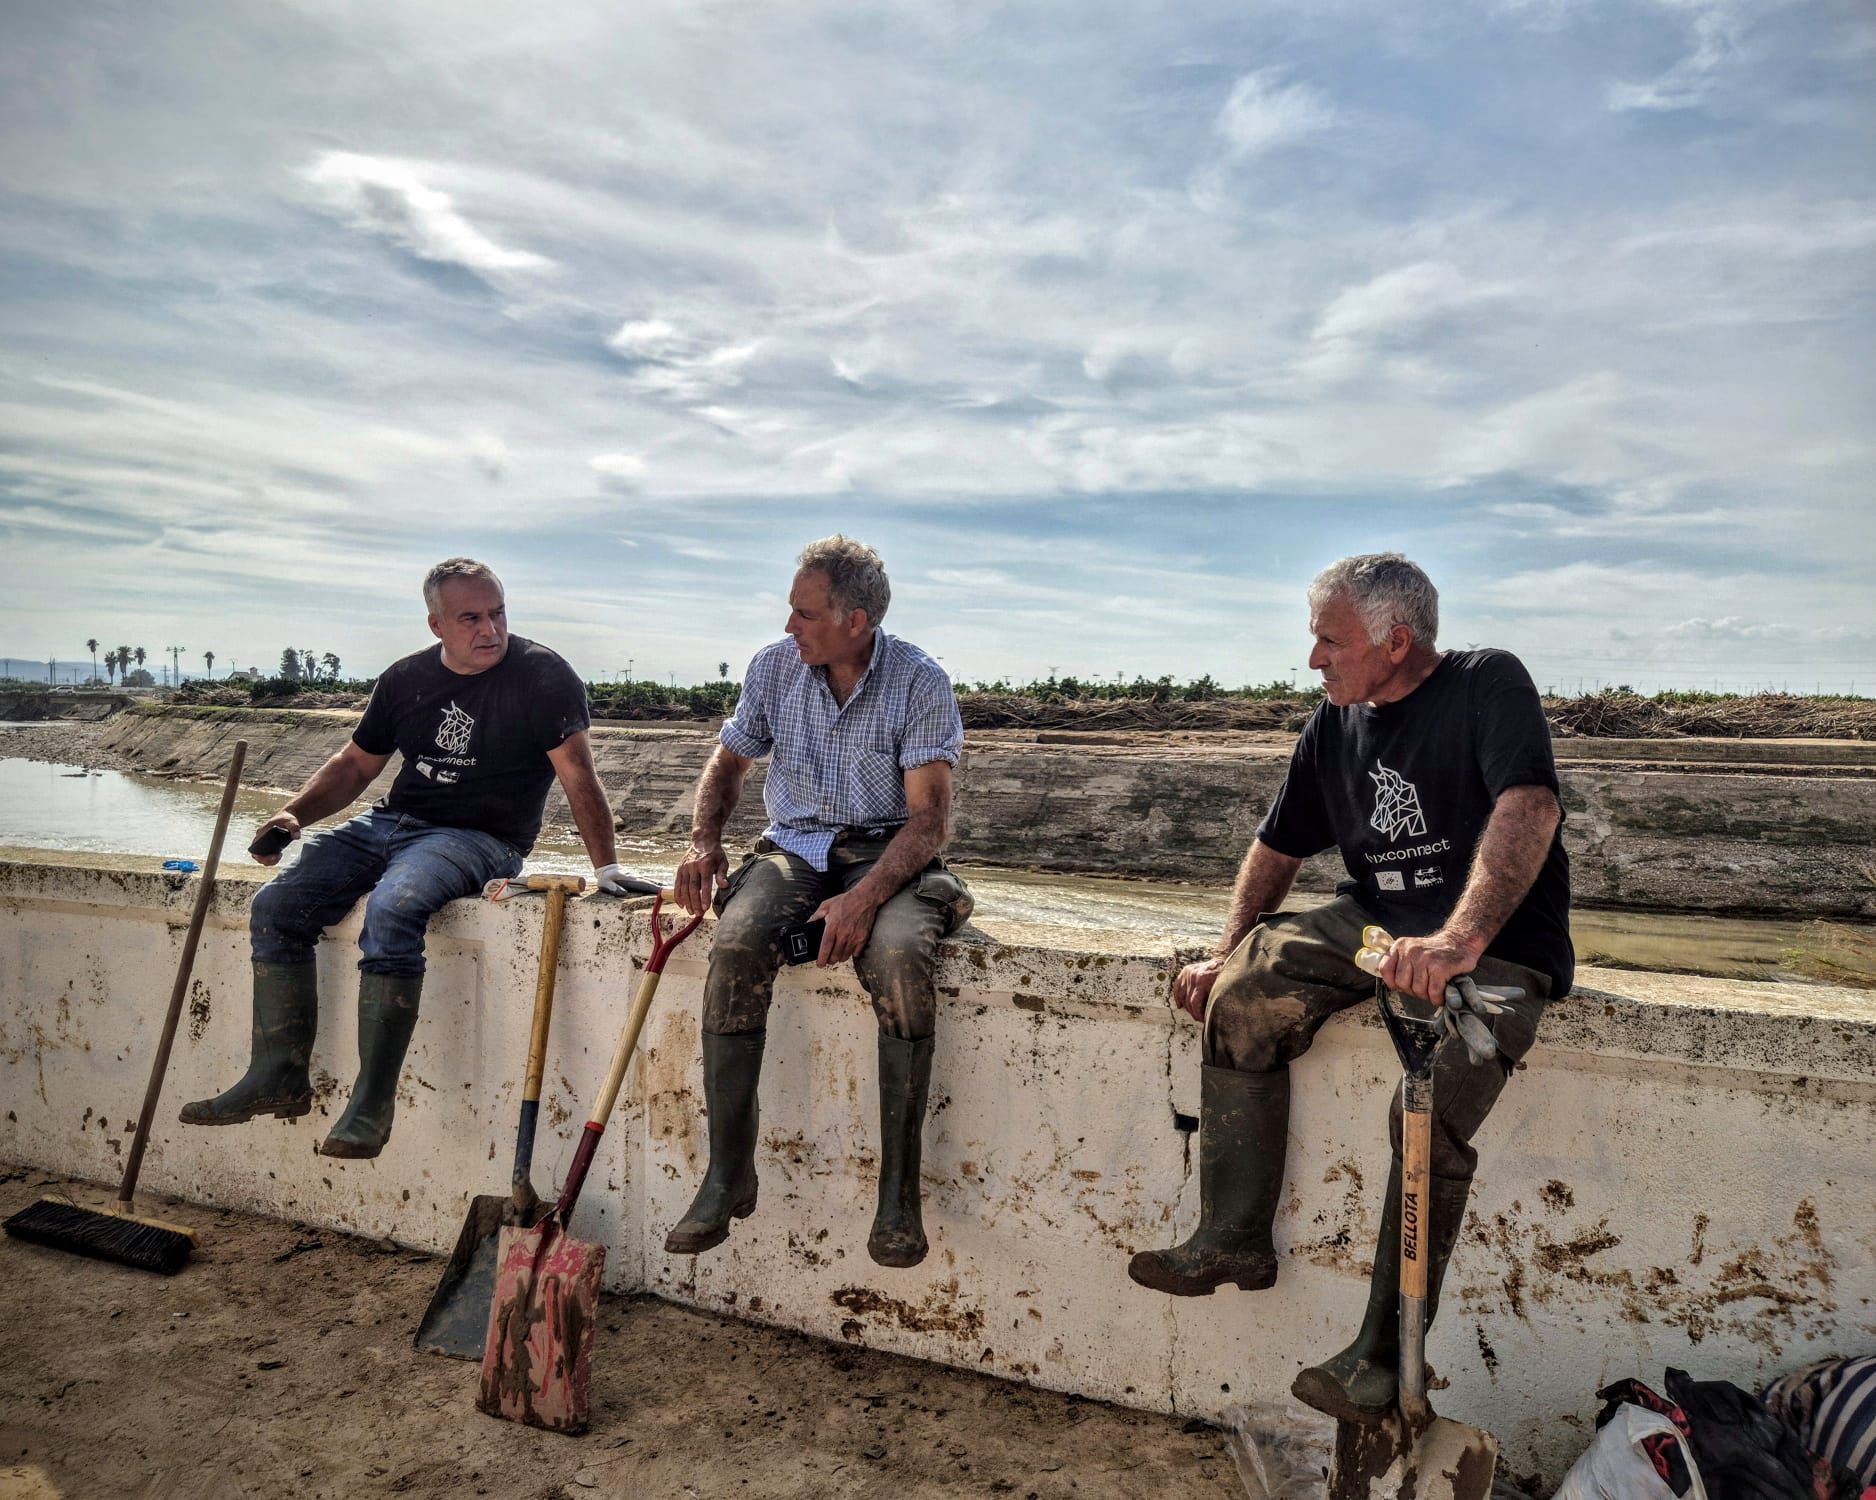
{"left": 119, "top": 739, "right": 247, "bottom": 1209}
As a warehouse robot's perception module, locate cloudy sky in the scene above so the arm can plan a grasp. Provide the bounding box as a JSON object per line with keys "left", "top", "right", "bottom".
{"left": 2, "top": 0, "right": 1872, "bottom": 692}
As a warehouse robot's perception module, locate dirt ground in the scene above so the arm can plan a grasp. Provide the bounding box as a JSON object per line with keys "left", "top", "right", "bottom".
{"left": 0, "top": 1169, "right": 1246, "bottom": 1500}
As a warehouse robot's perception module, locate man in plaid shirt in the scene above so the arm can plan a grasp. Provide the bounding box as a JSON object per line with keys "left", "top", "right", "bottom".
{"left": 669, "top": 535, "right": 973, "bottom": 1269}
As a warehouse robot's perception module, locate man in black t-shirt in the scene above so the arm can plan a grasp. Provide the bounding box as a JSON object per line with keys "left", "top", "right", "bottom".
{"left": 1126, "top": 553, "right": 1571, "bottom": 1427}
{"left": 181, "top": 558, "right": 636, "bottom": 1160}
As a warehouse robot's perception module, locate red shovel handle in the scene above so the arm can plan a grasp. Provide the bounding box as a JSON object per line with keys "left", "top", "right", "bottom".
{"left": 552, "top": 890, "right": 708, "bottom": 1221}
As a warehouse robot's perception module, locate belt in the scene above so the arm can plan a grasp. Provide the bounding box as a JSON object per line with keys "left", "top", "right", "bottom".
{"left": 833, "top": 822, "right": 906, "bottom": 843}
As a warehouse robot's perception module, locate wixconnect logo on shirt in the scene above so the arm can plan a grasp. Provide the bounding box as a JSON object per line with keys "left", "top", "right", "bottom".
{"left": 1366, "top": 761, "right": 1450, "bottom": 891}
{"left": 435, "top": 701, "right": 475, "bottom": 755}
{"left": 1368, "top": 762, "right": 1427, "bottom": 840}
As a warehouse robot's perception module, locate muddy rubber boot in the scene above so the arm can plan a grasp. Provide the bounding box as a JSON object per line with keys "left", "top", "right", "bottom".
{"left": 318, "top": 972, "right": 422, "bottom": 1160}
{"left": 868, "top": 1034, "right": 935, "bottom": 1268}
{"left": 179, "top": 961, "right": 317, "bottom": 1125}
{"left": 665, "top": 1031, "right": 766, "bottom": 1254}
{"left": 1290, "top": 1163, "right": 1471, "bottom": 1422}
{"left": 1127, "top": 1065, "right": 1288, "bottom": 1295}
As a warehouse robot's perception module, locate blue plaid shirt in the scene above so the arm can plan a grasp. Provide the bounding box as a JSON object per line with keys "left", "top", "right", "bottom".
{"left": 719, "top": 631, "right": 964, "bottom": 871}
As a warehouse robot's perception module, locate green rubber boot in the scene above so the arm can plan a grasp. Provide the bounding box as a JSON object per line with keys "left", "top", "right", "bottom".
{"left": 1290, "top": 1162, "right": 1471, "bottom": 1422}
{"left": 179, "top": 961, "right": 317, "bottom": 1125}
{"left": 1127, "top": 1065, "right": 1289, "bottom": 1295}
{"left": 665, "top": 1032, "right": 766, "bottom": 1254}
{"left": 868, "top": 1034, "right": 935, "bottom": 1268}
{"left": 318, "top": 972, "right": 422, "bottom": 1160}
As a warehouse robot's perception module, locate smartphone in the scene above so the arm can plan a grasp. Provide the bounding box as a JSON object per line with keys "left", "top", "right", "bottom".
{"left": 248, "top": 826, "right": 294, "bottom": 859}
{"left": 778, "top": 918, "right": 827, "bottom": 965}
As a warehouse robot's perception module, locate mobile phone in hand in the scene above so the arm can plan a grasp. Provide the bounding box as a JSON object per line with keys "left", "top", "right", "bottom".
{"left": 778, "top": 918, "right": 827, "bottom": 965}
{"left": 248, "top": 826, "right": 294, "bottom": 859}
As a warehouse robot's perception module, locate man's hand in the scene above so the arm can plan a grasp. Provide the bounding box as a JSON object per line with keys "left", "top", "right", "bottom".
{"left": 1172, "top": 956, "right": 1226, "bottom": 1023}
{"left": 1378, "top": 930, "right": 1481, "bottom": 1006}
{"left": 810, "top": 887, "right": 882, "bottom": 967}
{"left": 251, "top": 811, "right": 301, "bottom": 867}
{"left": 674, "top": 842, "right": 729, "bottom": 916}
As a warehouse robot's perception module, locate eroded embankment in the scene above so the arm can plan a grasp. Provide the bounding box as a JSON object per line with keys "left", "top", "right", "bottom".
{"left": 0, "top": 690, "right": 128, "bottom": 722}
{"left": 92, "top": 705, "right": 1876, "bottom": 918}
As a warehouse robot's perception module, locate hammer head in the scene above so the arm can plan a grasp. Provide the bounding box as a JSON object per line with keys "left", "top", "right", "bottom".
{"left": 483, "top": 874, "right": 587, "bottom": 902}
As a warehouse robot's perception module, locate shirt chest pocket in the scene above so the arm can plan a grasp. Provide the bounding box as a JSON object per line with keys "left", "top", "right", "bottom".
{"left": 846, "top": 745, "right": 904, "bottom": 816}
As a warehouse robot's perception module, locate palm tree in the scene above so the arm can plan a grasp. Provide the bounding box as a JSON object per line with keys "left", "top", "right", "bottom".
{"left": 133, "top": 646, "right": 146, "bottom": 678}
{"left": 86, "top": 638, "right": 98, "bottom": 685}
{"left": 103, "top": 649, "right": 117, "bottom": 685}
{"left": 718, "top": 661, "right": 730, "bottom": 680}
{"left": 203, "top": 650, "right": 216, "bottom": 680}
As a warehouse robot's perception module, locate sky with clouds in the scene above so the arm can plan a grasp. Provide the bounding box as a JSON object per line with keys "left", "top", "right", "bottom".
{"left": 1, "top": 0, "right": 1872, "bottom": 693}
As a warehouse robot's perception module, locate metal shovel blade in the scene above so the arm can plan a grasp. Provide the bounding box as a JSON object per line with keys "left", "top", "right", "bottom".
{"left": 413, "top": 1191, "right": 548, "bottom": 1360}
{"left": 476, "top": 1219, "right": 607, "bottom": 1434}
{"left": 1328, "top": 1410, "right": 1497, "bottom": 1500}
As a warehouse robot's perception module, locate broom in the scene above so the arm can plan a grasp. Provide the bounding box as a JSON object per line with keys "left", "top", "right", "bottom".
{"left": 4, "top": 740, "right": 249, "bottom": 1274}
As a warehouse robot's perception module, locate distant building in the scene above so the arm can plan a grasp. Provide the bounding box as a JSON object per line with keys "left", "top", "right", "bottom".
{"left": 226, "top": 667, "right": 261, "bottom": 683}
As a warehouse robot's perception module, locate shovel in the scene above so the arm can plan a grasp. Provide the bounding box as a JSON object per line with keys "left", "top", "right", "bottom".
{"left": 414, "top": 872, "right": 589, "bottom": 1359}
{"left": 1326, "top": 936, "right": 1512, "bottom": 1500}
{"left": 477, "top": 888, "right": 705, "bottom": 1433}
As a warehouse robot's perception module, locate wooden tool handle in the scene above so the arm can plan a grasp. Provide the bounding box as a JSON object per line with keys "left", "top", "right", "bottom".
{"left": 120, "top": 740, "right": 247, "bottom": 1208}
{"left": 512, "top": 881, "right": 573, "bottom": 1195}
{"left": 1397, "top": 1075, "right": 1435, "bottom": 1423}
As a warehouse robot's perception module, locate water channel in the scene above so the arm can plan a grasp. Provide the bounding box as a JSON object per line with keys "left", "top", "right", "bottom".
{"left": 1, "top": 738, "right": 1870, "bottom": 987}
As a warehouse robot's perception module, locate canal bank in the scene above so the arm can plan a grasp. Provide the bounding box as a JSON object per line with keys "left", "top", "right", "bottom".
{"left": 87, "top": 704, "right": 1876, "bottom": 918}
{"left": 2, "top": 850, "right": 1870, "bottom": 1488}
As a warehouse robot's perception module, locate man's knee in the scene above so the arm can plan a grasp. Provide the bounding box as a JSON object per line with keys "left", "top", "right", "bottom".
{"left": 702, "top": 909, "right": 782, "bottom": 1035}
{"left": 250, "top": 876, "right": 318, "bottom": 963}
{"left": 1205, "top": 934, "right": 1315, "bottom": 1072}
{"left": 854, "top": 935, "right": 936, "bottom": 1041}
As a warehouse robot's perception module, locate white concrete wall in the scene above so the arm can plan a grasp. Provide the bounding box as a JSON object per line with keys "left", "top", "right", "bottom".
{"left": 2, "top": 852, "right": 1871, "bottom": 1487}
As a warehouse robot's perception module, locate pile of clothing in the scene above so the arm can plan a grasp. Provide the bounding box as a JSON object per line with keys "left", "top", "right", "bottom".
{"left": 1556, "top": 1359, "right": 1875, "bottom": 1500}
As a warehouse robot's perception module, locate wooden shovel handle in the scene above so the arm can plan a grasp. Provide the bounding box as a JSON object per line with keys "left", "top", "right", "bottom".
{"left": 1398, "top": 1074, "right": 1435, "bottom": 1423}
{"left": 120, "top": 740, "right": 247, "bottom": 1208}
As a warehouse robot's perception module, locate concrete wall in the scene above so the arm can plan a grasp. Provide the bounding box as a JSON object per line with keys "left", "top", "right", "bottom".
{"left": 99, "top": 706, "right": 1876, "bottom": 918}
{"left": 2, "top": 852, "right": 1870, "bottom": 1488}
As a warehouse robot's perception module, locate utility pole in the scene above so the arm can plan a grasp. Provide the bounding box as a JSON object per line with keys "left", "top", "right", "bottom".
{"left": 169, "top": 645, "right": 186, "bottom": 686}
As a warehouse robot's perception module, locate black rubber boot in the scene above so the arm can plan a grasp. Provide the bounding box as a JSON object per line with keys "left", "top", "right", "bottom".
{"left": 665, "top": 1031, "right": 766, "bottom": 1254}
{"left": 179, "top": 961, "right": 317, "bottom": 1125}
{"left": 1290, "top": 1163, "right": 1471, "bottom": 1421}
{"left": 868, "top": 1034, "right": 935, "bottom": 1268}
{"left": 318, "top": 972, "right": 422, "bottom": 1160}
{"left": 1128, "top": 1065, "right": 1289, "bottom": 1295}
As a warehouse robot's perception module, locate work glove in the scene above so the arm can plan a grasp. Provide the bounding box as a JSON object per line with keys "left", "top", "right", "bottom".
{"left": 1355, "top": 928, "right": 1525, "bottom": 1066}
{"left": 594, "top": 863, "right": 660, "bottom": 898}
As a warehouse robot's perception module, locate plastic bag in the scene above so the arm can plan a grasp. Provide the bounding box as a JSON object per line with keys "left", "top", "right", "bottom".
{"left": 1556, "top": 1403, "right": 1710, "bottom": 1500}
{"left": 1222, "top": 1403, "right": 1333, "bottom": 1500}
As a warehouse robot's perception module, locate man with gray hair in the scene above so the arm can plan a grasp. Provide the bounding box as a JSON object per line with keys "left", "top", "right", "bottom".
{"left": 182, "top": 558, "right": 637, "bottom": 1159}
{"left": 1127, "top": 552, "right": 1571, "bottom": 1426}
{"left": 669, "top": 535, "right": 973, "bottom": 1269}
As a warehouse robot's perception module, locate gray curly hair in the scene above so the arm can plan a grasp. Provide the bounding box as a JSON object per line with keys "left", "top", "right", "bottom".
{"left": 797, "top": 535, "right": 890, "bottom": 625}
{"left": 1307, "top": 553, "right": 1439, "bottom": 648}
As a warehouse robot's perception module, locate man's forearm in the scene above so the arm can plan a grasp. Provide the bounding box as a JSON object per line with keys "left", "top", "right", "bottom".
{"left": 1217, "top": 839, "right": 1302, "bottom": 956}
{"left": 689, "top": 750, "right": 748, "bottom": 846}
{"left": 282, "top": 751, "right": 376, "bottom": 826}
{"left": 560, "top": 766, "right": 619, "bottom": 869}
{"left": 1441, "top": 786, "right": 1559, "bottom": 956}
{"left": 848, "top": 807, "right": 948, "bottom": 907}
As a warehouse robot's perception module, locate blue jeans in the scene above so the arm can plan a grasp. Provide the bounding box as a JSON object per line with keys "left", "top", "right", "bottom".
{"left": 250, "top": 808, "right": 523, "bottom": 977}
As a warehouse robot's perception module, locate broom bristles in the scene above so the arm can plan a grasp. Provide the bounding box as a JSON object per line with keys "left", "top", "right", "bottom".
{"left": 4, "top": 1198, "right": 197, "bottom": 1275}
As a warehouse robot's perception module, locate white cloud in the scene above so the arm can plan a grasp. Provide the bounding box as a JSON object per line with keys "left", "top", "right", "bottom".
{"left": 1214, "top": 70, "right": 1337, "bottom": 158}
{"left": 301, "top": 151, "right": 551, "bottom": 272}
{"left": 1607, "top": 2, "right": 1745, "bottom": 113}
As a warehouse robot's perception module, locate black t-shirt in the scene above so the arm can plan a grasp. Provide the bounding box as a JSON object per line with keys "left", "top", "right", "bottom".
{"left": 352, "top": 636, "right": 589, "bottom": 854}
{"left": 1257, "top": 649, "right": 1573, "bottom": 997}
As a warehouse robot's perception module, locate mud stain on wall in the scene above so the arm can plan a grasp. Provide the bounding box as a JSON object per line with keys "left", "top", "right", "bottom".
{"left": 831, "top": 1279, "right": 986, "bottom": 1343}
{"left": 1460, "top": 1196, "right": 1841, "bottom": 1358}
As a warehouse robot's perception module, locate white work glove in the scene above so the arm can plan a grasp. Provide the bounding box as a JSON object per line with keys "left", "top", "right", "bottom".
{"left": 594, "top": 863, "right": 660, "bottom": 898}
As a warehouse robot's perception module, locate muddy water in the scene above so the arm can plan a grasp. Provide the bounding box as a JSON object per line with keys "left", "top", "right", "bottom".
{"left": 1, "top": 753, "right": 1870, "bottom": 987}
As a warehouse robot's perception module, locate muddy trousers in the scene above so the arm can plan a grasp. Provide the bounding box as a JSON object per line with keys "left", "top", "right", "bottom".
{"left": 673, "top": 837, "right": 971, "bottom": 1266}
{"left": 1204, "top": 896, "right": 1550, "bottom": 1400}
{"left": 701, "top": 836, "right": 973, "bottom": 1041}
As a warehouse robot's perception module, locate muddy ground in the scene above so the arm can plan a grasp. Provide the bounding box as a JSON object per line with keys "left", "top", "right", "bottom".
{"left": 0, "top": 721, "right": 134, "bottom": 773}
{"left": 0, "top": 1169, "right": 1246, "bottom": 1500}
